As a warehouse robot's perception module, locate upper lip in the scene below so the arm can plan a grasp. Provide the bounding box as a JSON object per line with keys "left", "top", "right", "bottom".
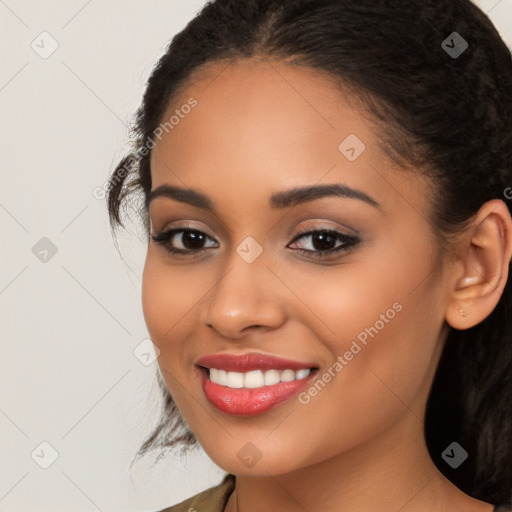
{"left": 195, "top": 352, "right": 318, "bottom": 372}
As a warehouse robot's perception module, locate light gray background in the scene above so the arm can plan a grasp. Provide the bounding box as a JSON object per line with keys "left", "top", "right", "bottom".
{"left": 1, "top": 1, "right": 511, "bottom": 511}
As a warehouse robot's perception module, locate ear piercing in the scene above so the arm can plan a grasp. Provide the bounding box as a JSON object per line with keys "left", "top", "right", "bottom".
{"left": 458, "top": 276, "right": 477, "bottom": 321}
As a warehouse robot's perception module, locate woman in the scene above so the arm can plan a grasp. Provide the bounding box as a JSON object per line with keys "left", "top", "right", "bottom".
{"left": 106, "top": 0, "right": 512, "bottom": 510}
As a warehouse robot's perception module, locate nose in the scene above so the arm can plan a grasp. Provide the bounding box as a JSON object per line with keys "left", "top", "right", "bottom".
{"left": 199, "top": 253, "right": 286, "bottom": 339}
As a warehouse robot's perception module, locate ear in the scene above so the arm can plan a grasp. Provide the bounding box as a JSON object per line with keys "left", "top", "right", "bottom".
{"left": 445, "top": 199, "right": 512, "bottom": 330}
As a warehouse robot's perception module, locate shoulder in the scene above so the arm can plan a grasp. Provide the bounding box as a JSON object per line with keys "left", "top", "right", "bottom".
{"left": 154, "top": 473, "right": 236, "bottom": 512}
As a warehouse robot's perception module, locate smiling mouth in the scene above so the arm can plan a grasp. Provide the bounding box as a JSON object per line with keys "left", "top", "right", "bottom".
{"left": 194, "top": 352, "right": 320, "bottom": 415}
{"left": 197, "top": 365, "right": 319, "bottom": 416}
{"left": 200, "top": 366, "right": 318, "bottom": 389}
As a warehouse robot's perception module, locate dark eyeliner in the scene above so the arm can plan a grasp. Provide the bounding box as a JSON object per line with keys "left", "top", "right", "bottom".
{"left": 150, "top": 226, "right": 360, "bottom": 259}
{"left": 287, "top": 227, "right": 360, "bottom": 259}
{"left": 150, "top": 228, "right": 215, "bottom": 256}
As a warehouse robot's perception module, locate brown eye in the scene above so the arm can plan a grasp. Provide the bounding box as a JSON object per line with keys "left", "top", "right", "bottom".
{"left": 150, "top": 226, "right": 360, "bottom": 260}
{"left": 287, "top": 229, "right": 360, "bottom": 259}
{"left": 150, "top": 228, "right": 218, "bottom": 255}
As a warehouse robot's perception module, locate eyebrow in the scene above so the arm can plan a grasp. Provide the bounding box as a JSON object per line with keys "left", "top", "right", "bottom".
{"left": 147, "top": 183, "right": 381, "bottom": 210}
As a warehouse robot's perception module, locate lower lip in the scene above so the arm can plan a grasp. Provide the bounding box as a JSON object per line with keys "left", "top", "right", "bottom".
{"left": 199, "top": 367, "right": 318, "bottom": 416}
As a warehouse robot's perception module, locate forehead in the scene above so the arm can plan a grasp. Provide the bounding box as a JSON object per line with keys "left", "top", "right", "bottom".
{"left": 149, "top": 58, "right": 428, "bottom": 217}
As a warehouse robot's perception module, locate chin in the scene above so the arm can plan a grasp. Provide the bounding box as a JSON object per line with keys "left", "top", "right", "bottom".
{"left": 198, "top": 439, "right": 312, "bottom": 477}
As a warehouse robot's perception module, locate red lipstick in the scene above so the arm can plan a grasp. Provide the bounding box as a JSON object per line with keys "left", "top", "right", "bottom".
{"left": 195, "top": 352, "right": 316, "bottom": 372}
{"left": 195, "top": 352, "right": 318, "bottom": 416}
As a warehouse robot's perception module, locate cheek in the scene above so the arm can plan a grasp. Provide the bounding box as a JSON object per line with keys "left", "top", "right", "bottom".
{"left": 293, "top": 233, "right": 442, "bottom": 366}
{"left": 141, "top": 252, "right": 199, "bottom": 346}
{"left": 285, "top": 256, "right": 404, "bottom": 348}
{"left": 141, "top": 255, "right": 199, "bottom": 409}
{"left": 288, "top": 253, "right": 442, "bottom": 429}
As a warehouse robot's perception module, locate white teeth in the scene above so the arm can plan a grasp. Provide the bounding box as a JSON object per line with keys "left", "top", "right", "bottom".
{"left": 217, "top": 369, "right": 228, "bottom": 386}
{"left": 244, "top": 370, "right": 265, "bottom": 388}
{"left": 280, "top": 369, "right": 296, "bottom": 382}
{"left": 209, "top": 368, "right": 228, "bottom": 386}
{"left": 226, "top": 371, "right": 244, "bottom": 388}
{"left": 208, "top": 368, "right": 312, "bottom": 388}
{"left": 296, "top": 369, "right": 311, "bottom": 380}
{"left": 264, "top": 369, "right": 280, "bottom": 386}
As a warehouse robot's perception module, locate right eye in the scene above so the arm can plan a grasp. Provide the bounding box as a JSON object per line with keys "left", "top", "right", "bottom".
{"left": 150, "top": 227, "right": 219, "bottom": 256}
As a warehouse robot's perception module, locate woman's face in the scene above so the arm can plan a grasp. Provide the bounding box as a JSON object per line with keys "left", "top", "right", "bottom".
{"left": 142, "top": 58, "right": 453, "bottom": 476}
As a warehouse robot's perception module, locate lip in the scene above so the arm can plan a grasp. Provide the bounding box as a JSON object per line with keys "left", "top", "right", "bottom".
{"left": 194, "top": 352, "right": 319, "bottom": 416}
{"left": 195, "top": 352, "right": 318, "bottom": 372}
{"left": 198, "top": 366, "right": 319, "bottom": 416}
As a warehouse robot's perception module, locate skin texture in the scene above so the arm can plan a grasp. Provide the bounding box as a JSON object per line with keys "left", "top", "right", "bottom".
{"left": 142, "top": 58, "right": 512, "bottom": 511}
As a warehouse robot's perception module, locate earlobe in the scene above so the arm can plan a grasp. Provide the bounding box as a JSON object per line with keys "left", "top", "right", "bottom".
{"left": 455, "top": 277, "right": 479, "bottom": 324}
{"left": 445, "top": 199, "right": 512, "bottom": 331}
{"left": 458, "top": 306, "right": 469, "bottom": 321}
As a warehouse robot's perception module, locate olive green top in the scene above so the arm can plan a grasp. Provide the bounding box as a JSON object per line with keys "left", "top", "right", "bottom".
{"left": 155, "top": 474, "right": 511, "bottom": 512}
{"left": 156, "top": 473, "right": 235, "bottom": 512}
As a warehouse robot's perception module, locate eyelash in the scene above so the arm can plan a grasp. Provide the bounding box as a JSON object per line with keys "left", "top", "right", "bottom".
{"left": 150, "top": 226, "right": 360, "bottom": 260}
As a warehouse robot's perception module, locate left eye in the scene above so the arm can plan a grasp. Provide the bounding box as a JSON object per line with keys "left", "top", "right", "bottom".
{"left": 150, "top": 227, "right": 360, "bottom": 259}
{"left": 287, "top": 229, "right": 360, "bottom": 258}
